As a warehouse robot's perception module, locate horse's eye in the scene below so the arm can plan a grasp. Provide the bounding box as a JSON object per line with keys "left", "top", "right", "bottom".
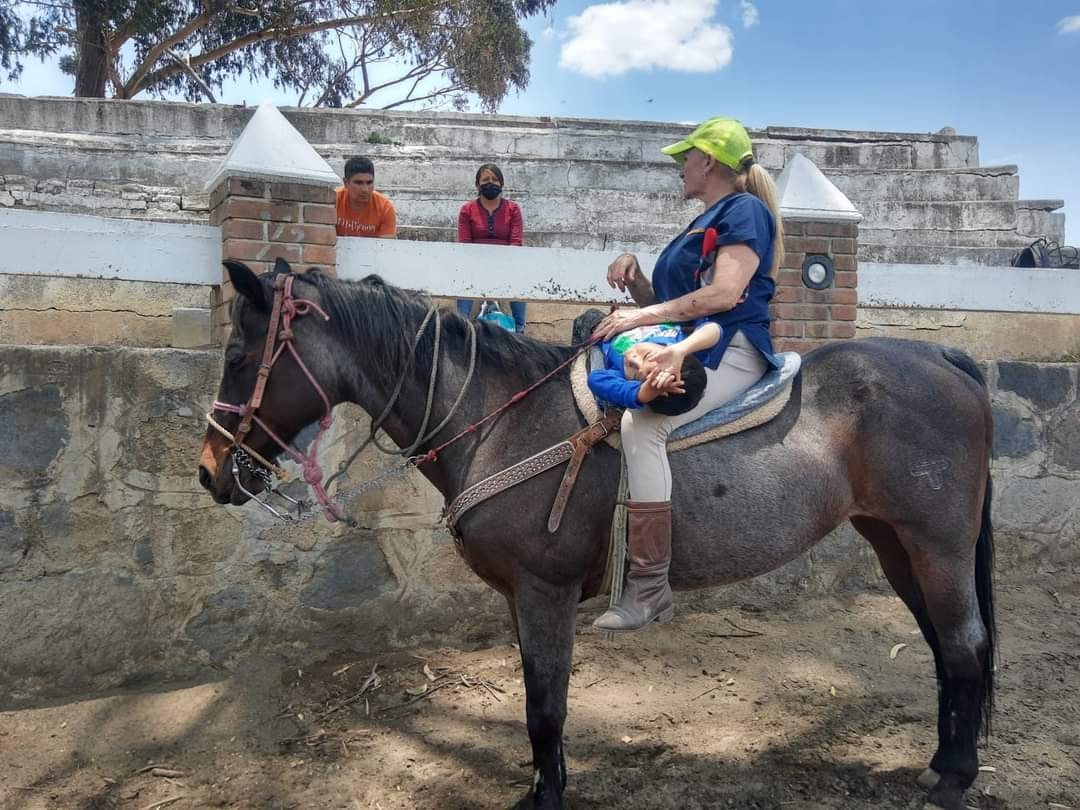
{"left": 226, "top": 352, "right": 245, "bottom": 369}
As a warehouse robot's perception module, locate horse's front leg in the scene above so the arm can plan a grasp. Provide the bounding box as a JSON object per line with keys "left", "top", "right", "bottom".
{"left": 511, "top": 571, "right": 580, "bottom": 810}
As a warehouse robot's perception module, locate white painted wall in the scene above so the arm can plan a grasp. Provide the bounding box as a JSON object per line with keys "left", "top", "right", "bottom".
{"left": 859, "top": 263, "right": 1080, "bottom": 315}
{"left": 336, "top": 237, "right": 649, "bottom": 303}
{"left": 2, "top": 209, "right": 1078, "bottom": 314}
{"left": 0, "top": 209, "right": 219, "bottom": 285}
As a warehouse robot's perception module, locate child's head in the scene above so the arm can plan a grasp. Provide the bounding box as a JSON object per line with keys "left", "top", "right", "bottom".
{"left": 622, "top": 343, "right": 708, "bottom": 416}
{"left": 621, "top": 342, "right": 660, "bottom": 382}
{"left": 648, "top": 355, "right": 707, "bottom": 416}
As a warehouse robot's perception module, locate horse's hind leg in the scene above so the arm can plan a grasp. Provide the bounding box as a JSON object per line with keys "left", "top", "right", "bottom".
{"left": 906, "top": 540, "right": 990, "bottom": 810}
{"left": 511, "top": 572, "right": 579, "bottom": 810}
{"left": 854, "top": 517, "right": 989, "bottom": 810}
{"left": 853, "top": 516, "right": 941, "bottom": 654}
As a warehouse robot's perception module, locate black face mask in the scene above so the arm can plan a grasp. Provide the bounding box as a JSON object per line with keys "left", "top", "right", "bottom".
{"left": 479, "top": 183, "right": 502, "bottom": 200}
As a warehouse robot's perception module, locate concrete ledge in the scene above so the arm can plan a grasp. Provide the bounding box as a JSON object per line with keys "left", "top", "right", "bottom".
{"left": 856, "top": 308, "right": 1080, "bottom": 361}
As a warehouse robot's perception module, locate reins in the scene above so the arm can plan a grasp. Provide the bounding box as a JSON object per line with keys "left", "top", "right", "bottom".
{"left": 207, "top": 272, "right": 597, "bottom": 526}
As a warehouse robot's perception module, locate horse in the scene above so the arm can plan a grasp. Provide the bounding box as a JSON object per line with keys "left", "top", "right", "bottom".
{"left": 197, "top": 260, "right": 996, "bottom": 810}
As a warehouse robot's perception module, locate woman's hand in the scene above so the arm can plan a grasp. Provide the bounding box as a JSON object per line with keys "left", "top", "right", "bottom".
{"left": 606, "top": 253, "right": 645, "bottom": 293}
{"left": 592, "top": 307, "right": 651, "bottom": 341}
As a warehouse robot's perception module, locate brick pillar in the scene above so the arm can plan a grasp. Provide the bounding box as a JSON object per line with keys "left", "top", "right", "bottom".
{"left": 770, "top": 219, "right": 859, "bottom": 353}
{"left": 208, "top": 177, "right": 337, "bottom": 343}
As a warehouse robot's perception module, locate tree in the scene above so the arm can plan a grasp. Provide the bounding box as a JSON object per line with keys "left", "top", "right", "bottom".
{"left": 0, "top": 0, "right": 554, "bottom": 111}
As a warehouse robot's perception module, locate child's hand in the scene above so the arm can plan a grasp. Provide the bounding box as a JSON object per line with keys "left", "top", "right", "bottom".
{"left": 640, "top": 345, "right": 684, "bottom": 383}
{"left": 637, "top": 368, "right": 686, "bottom": 403}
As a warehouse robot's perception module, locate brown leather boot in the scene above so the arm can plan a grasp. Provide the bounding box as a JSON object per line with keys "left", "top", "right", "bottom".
{"left": 593, "top": 500, "right": 673, "bottom": 632}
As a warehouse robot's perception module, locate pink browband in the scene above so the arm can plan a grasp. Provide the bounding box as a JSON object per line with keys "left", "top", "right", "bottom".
{"left": 211, "top": 274, "right": 346, "bottom": 521}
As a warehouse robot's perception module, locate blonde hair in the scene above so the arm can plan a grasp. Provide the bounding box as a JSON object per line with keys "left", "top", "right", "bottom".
{"left": 731, "top": 163, "right": 785, "bottom": 277}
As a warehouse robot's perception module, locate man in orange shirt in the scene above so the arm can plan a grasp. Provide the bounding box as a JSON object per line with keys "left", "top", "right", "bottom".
{"left": 335, "top": 156, "right": 397, "bottom": 238}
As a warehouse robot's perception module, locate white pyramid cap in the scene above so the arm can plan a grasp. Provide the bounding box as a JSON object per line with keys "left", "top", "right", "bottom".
{"left": 775, "top": 153, "right": 862, "bottom": 223}
{"left": 204, "top": 103, "right": 341, "bottom": 191}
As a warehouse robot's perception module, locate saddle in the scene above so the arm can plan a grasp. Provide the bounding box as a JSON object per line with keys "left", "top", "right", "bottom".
{"left": 570, "top": 348, "right": 802, "bottom": 452}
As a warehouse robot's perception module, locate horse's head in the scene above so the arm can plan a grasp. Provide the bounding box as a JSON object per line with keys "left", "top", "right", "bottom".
{"left": 197, "top": 258, "right": 342, "bottom": 506}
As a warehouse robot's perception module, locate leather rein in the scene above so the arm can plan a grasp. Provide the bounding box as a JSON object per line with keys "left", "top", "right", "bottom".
{"left": 206, "top": 273, "right": 607, "bottom": 529}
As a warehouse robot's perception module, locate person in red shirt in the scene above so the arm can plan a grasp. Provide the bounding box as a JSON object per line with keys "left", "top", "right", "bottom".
{"left": 456, "top": 164, "right": 526, "bottom": 333}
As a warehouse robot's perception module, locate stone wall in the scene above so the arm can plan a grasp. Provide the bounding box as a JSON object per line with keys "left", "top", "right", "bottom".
{"left": 1, "top": 344, "right": 1077, "bottom": 702}
{"left": 0, "top": 96, "right": 1065, "bottom": 265}
{"left": 0, "top": 274, "right": 208, "bottom": 347}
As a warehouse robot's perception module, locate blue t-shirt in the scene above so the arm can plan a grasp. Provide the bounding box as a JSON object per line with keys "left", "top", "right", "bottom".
{"left": 651, "top": 192, "right": 779, "bottom": 370}
{"left": 587, "top": 323, "right": 689, "bottom": 409}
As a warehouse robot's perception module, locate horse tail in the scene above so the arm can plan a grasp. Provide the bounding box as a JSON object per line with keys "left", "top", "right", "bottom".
{"left": 974, "top": 471, "right": 996, "bottom": 736}
{"left": 942, "top": 346, "right": 996, "bottom": 736}
{"left": 941, "top": 346, "right": 986, "bottom": 388}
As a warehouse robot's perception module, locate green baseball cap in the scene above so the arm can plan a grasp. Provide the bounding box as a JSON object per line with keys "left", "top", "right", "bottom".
{"left": 661, "top": 117, "right": 754, "bottom": 171}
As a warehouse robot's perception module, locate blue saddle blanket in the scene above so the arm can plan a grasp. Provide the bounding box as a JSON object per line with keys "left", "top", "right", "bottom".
{"left": 669, "top": 351, "right": 801, "bottom": 441}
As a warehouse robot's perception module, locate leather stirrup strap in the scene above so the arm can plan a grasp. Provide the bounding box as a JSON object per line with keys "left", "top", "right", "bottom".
{"left": 547, "top": 411, "right": 621, "bottom": 533}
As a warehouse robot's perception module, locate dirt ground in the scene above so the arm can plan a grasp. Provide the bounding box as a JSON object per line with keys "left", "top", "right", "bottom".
{"left": 2, "top": 578, "right": 1078, "bottom": 810}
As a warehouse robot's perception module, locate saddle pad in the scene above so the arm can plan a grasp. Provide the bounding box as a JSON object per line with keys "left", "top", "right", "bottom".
{"left": 571, "top": 351, "right": 801, "bottom": 453}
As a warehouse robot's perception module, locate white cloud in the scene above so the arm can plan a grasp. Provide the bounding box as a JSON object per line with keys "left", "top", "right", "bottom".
{"left": 559, "top": 0, "right": 734, "bottom": 78}
{"left": 1058, "top": 15, "right": 1080, "bottom": 34}
{"left": 541, "top": 25, "right": 556, "bottom": 39}
{"left": 740, "top": 0, "right": 760, "bottom": 28}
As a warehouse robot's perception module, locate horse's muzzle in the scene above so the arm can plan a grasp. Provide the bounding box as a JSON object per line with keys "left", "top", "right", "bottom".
{"left": 198, "top": 461, "right": 235, "bottom": 504}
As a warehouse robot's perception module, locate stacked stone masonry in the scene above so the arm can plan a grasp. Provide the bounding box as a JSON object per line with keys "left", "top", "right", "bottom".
{"left": 0, "top": 97, "right": 1067, "bottom": 266}
{"left": 771, "top": 221, "right": 859, "bottom": 354}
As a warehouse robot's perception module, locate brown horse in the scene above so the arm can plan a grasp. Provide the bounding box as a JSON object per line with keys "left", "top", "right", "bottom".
{"left": 198, "top": 261, "right": 995, "bottom": 810}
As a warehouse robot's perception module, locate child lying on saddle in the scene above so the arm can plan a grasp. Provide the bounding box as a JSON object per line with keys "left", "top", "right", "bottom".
{"left": 587, "top": 321, "right": 721, "bottom": 416}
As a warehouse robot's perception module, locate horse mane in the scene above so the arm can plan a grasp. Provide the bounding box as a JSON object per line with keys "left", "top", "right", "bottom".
{"left": 299, "top": 271, "right": 575, "bottom": 391}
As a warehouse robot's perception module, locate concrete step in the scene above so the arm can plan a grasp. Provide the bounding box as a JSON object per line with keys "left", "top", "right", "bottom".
{"left": 1016, "top": 201, "right": 1067, "bottom": 242}
{"left": 829, "top": 165, "right": 1019, "bottom": 204}
{"left": 373, "top": 190, "right": 1050, "bottom": 238}
{"left": 859, "top": 227, "right": 1034, "bottom": 249}
{"left": 1, "top": 96, "right": 982, "bottom": 173}
{"left": 857, "top": 200, "right": 1027, "bottom": 232}
{"left": 389, "top": 188, "right": 697, "bottom": 233}
{"left": 860, "top": 205, "right": 1065, "bottom": 248}
{"left": 1, "top": 127, "right": 1013, "bottom": 226}
{"left": 397, "top": 225, "right": 664, "bottom": 254}
{"left": 859, "top": 243, "right": 1020, "bottom": 266}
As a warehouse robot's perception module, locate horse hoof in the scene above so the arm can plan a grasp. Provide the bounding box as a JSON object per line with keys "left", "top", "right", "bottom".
{"left": 917, "top": 767, "right": 941, "bottom": 790}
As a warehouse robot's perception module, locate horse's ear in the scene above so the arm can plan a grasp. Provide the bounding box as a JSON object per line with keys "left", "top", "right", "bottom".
{"left": 224, "top": 260, "right": 268, "bottom": 313}
{"left": 273, "top": 257, "right": 292, "bottom": 275}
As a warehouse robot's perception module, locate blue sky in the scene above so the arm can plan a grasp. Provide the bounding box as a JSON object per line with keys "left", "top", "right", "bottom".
{"left": 4, "top": 0, "right": 1079, "bottom": 245}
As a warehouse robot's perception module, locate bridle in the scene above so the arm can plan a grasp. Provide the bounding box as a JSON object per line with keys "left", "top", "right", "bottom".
{"left": 206, "top": 273, "right": 345, "bottom": 521}
{"left": 206, "top": 271, "right": 598, "bottom": 527}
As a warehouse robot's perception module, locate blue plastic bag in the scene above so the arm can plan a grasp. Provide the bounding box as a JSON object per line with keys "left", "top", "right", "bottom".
{"left": 477, "top": 301, "right": 516, "bottom": 332}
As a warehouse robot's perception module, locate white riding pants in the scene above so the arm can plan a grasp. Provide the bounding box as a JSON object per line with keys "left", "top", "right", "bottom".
{"left": 622, "top": 331, "right": 769, "bottom": 501}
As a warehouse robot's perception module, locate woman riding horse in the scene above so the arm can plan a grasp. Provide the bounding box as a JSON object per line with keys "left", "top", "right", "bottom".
{"left": 592, "top": 117, "right": 785, "bottom": 632}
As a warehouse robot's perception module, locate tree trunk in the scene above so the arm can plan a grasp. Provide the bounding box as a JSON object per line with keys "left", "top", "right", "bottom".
{"left": 73, "top": 0, "right": 109, "bottom": 97}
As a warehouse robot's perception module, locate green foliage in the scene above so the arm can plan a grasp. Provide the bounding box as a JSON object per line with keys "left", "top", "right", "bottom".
{"left": 0, "top": 0, "right": 556, "bottom": 110}
{"left": 364, "top": 131, "right": 402, "bottom": 145}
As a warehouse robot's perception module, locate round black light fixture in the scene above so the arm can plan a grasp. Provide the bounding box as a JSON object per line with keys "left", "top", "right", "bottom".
{"left": 801, "top": 254, "right": 835, "bottom": 290}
